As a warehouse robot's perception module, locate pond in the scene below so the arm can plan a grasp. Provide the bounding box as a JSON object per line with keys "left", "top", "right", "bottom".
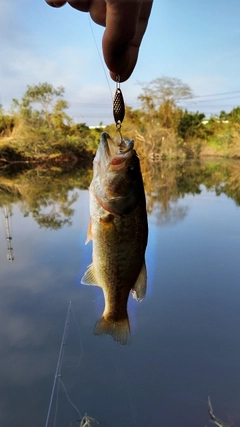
{"left": 1, "top": 159, "right": 240, "bottom": 427}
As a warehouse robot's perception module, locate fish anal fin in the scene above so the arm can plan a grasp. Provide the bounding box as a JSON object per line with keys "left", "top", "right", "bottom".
{"left": 132, "top": 260, "right": 147, "bottom": 302}
{"left": 81, "top": 263, "right": 99, "bottom": 287}
{"left": 94, "top": 316, "right": 130, "bottom": 345}
{"left": 85, "top": 218, "right": 93, "bottom": 245}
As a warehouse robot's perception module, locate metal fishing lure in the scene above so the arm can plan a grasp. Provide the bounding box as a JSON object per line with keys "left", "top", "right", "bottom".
{"left": 113, "top": 75, "right": 125, "bottom": 140}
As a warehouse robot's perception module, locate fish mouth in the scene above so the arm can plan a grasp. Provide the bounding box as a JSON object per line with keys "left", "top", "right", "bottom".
{"left": 100, "top": 132, "right": 134, "bottom": 170}
{"left": 100, "top": 132, "right": 134, "bottom": 157}
{"left": 118, "top": 138, "right": 134, "bottom": 154}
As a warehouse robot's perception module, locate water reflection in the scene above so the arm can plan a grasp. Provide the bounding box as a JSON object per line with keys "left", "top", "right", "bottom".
{"left": 143, "top": 159, "right": 240, "bottom": 224}
{"left": 1, "top": 205, "right": 14, "bottom": 261}
{"left": 81, "top": 133, "right": 148, "bottom": 345}
{"left": 1, "top": 159, "right": 240, "bottom": 232}
{"left": 0, "top": 166, "right": 92, "bottom": 229}
{"left": 1, "top": 159, "right": 240, "bottom": 426}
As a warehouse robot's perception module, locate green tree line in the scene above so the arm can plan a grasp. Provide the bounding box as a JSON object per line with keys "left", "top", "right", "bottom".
{"left": 1, "top": 79, "right": 240, "bottom": 165}
{"left": 0, "top": 82, "right": 102, "bottom": 166}
{"left": 108, "top": 77, "right": 240, "bottom": 160}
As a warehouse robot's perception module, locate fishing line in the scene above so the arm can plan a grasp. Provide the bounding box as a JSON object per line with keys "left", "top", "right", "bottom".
{"left": 57, "top": 376, "right": 82, "bottom": 420}
{"left": 70, "top": 304, "right": 84, "bottom": 368}
{"left": 45, "top": 300, "right": 103, "bottom": 427}
{"left": 46, "top": 300, "right": 90, "bottom": 427}
{"left": 54, "top": 303, "right": 85, "bottom": 425}
{"left": 53, "top": 329, "right": 71, "bottom": 427}
{"left": 53, "top": 378, "right": 61, "bottom": 427}
{"left": 88, "top": 15, "right": 126, "bottom": 140}
{"left": 53, "top": 300, "right": 72, "bottom": 427}
{"left": 45, "top": 301, "right": 72, "bottom": 427}
{"left": 107, "top": 339, "right": 137, "bottom": 427}
{"left": 88, "top": 16, "right": 113, "bottom": 102}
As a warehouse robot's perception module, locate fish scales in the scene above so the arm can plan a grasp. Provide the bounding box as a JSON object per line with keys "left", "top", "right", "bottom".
{"left": 92, "top": 203, "right": 147, "bottom": 313}
{"left": 82, "top": 132, "right": 148, "bottom": 345}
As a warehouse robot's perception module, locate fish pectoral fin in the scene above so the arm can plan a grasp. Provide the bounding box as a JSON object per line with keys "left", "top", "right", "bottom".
{"left": 99, "top": 213, "right": 114, "bottom": 224}
{"left": 81, "top": 263, "right": 99, "bottom": 286}
{"left": 94, "top": 316, "right": 130, "bottom": 345}
{"left": 85, "top": 218, "right": 93, "bottom": 245}
{"left": 131, "top": 260, "right": 147, "bottom": 302}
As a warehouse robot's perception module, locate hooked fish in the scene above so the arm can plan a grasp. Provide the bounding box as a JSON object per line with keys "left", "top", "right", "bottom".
{"left": 81, "top": 132, "right": 148, "bottom": 345}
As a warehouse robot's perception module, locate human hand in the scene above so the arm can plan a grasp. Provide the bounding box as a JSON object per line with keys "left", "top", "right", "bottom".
{"left": 45, "top": 0, "right": 153, "bottom": 82}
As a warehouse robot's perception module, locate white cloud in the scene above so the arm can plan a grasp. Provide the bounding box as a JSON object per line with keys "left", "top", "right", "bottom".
{"left": 0, "top": 45, "right": 92, "bottom": 111}
{"left": 0, "top": 0, "right": 143, "bottom": 125}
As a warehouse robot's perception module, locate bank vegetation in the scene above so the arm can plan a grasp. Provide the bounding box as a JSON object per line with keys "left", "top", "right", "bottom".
{"left": 1, "top": 78, "right": 240, "bottom": 171}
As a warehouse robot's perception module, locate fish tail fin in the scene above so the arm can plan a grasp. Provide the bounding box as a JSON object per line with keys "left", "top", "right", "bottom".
{"left": 94, "top": 316, "right": 130, "bottom": 345}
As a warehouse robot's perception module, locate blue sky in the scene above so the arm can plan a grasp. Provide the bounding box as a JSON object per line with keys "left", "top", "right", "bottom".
{"left": 1, "top": 0, "right": 240, "bottom": 125}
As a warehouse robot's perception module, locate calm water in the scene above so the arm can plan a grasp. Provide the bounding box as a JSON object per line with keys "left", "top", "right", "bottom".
{"left": 1, "top": 160, "right": 240, "bottom": 427}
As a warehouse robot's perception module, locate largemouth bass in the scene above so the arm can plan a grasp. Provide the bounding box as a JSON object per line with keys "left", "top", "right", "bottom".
{"left": 81, "top": 132, "right": 148, "bottom": 345}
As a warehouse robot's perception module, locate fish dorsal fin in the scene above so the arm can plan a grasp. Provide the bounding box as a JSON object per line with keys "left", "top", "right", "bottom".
{"left": 81, "top": 263, "right": 100, "bottom": 287}
{"left": 85, "top": 218, "right": 93, "bottom": 245}
{"left": 131, "top": 260, "right": 147, "bottom": 302}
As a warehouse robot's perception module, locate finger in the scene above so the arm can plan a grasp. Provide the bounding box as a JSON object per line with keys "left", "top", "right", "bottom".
{"left": 45, "top": 0, "right": 93, "bottom": 12}
{"left": 45, "top": 0, "right": 67, "bottom": 7}
{"left": 67, "top": 0, "right": 106, "bottom": 25}
{"left": 103, "top": 0, "right": 153, "bottom": 81}
{"left": 67, "top": 0, "right": 91, "bottom": 12}
{"left": 109, "top": 43, "right": 139, "bottom": 82}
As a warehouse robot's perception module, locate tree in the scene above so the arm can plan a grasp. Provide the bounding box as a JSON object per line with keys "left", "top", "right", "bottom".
{"left": 10, "top": 83, "right": 73, "bottom": 155}
{"left": 137, "top": 76, "right": 193, "bottom": 136}
{"left": 51, "top": 99, "right": 72, "bottom": 130}
{"left": 228, "top": 106, "right": 240, "bottom": 123}
{"left": 24, "top": 82, "right": 65, "bottom": 115}
{"left": 138, "top": 76, "right": 193, "bottom": 112}
{"left": 0, "top": 106, "right": 15, "bottom": 137}
{"left": 12, "top": 82, "right": 71, "bottom": 130}
{"left": 178, "top": 110, "right": 206, "bottom": 140}
{"left": 158, "top": 100, "right": 182, "bottom": 129}
{"left": 219, "top": 110, "right": 228, "bottom": 121}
